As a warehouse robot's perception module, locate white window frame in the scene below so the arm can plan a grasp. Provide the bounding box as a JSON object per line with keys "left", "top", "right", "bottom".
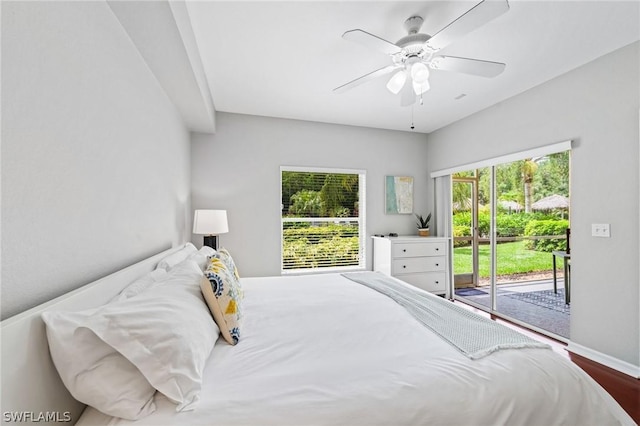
{"left": 280, "top": 166, "right": 366, "bottom": 275}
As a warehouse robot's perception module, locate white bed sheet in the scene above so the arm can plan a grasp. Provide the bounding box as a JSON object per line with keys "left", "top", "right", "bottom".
{"left": 77, "top": 273, "right": 633, "bottom": 426}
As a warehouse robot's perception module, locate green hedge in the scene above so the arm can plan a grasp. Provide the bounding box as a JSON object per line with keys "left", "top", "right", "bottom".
{"left": 282, "top": 224, "right": 360, "bottom": 269}
{"left": 453, "top": 225, "right": 471, "bottom": 247}
{"left": 453, "top": 212, "right": 566, "bottom": 250}
{"left": 523, "top": 219, "right": 569, "bottom": 252}
{"left": 283, "top": 223, "right": 357, "bottom": 243}
{"left": 453, "top": 211, "right": 560, "bottom": 238}
{"left": 282, "top": 236, "right": 359, "bottom": 269}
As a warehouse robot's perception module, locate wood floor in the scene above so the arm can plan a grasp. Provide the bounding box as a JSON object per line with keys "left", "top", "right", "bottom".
{"left": 455, "top": 301, "right": 640, "bottom": 424}
{"left": 569, "top": 352, "right": 640, "bottom": 423}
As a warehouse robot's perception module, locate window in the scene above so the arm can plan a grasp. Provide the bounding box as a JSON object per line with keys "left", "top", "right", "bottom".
{"left": 281, "top": 166, "right": 366, "bottom": 273}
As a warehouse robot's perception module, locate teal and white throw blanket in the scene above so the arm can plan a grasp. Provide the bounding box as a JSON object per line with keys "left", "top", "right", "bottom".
{"left": 342, "top": 272, "right": 549, "bottom": 359}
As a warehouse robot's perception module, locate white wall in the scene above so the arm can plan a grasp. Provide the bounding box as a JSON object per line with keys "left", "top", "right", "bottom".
{"left": 425, "top": 42, "right": 640, "bottom": 368}
{"left": 191, "top": 112, "right": 429, "bottom": 277}
{"left": 1, "top": 2, "right": 191, "bottom": 319}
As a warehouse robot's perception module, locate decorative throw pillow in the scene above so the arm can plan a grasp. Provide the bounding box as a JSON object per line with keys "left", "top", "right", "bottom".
{"left": 214, "top": 248, "right": 244, "bottom": 301}
{"left": 201, "top": 256, "right": 243, "bottom": 345}
{"left": 215, "top": 248, "right": 240, "bottom": 281}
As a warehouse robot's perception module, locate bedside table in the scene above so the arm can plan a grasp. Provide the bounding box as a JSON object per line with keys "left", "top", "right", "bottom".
{"left": 372, "top": 236, "right": 450, "bottom": 296}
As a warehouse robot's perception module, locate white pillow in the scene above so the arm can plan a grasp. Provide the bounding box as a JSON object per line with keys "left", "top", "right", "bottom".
{"left": 113, "top": 268, "right": 168, "bottom": 301}
{"left": 197, "top": 245, "right": 216, "bottom": 258}
{"left": 185, "top": 246, "right": 217, "bottom": 271}
{"left": 82, "top": 260, "right": 219, "bottom": 412}
{"left": 42, "top": 310, "right": 157, "bottom": 420}
{"left": 156, "top": 243, "right": 197, "bottom": 270}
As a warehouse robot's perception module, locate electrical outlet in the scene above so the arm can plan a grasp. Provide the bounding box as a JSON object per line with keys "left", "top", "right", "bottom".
{"left": 591, "top": 223, "right": 611, "bottom": 238}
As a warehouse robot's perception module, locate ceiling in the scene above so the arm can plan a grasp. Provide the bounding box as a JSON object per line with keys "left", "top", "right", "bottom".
{"left": 185, "top": 1, "right": 640, "bottom": 134}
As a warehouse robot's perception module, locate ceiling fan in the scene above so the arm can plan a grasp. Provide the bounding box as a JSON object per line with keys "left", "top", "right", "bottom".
{"left": 334, "top": 0, "right": 510, "bottom": 105}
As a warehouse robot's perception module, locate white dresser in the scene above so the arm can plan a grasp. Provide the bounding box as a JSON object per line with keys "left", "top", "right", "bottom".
{"left": 372, "top": 236, "right": 450, "bottom": 296}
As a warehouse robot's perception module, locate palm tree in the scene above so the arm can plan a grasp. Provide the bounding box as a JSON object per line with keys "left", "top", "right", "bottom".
{"left": 452, "top": 180, "right": 472, "bottom": 211}
{"left": 320, "top": 173, "right": 358, "bottom": 217}
{"left": 522, "top": 159, "right": 539, "bottom": 213}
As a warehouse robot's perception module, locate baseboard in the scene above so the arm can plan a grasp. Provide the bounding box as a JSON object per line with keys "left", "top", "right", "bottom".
{"left": 567, "top": 342, "right": 640, "bottom": 379}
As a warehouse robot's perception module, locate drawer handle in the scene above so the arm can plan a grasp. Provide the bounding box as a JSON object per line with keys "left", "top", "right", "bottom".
{"left": 435, "top": 281, "right": 439, "bottom": 284}
{"left": 403, "top": 265, "right": 406, "bottom": 269}
{"left": 435, "top": 263, "right": 439, "bottom": 267}
{"left": 403, "top": 249, "right": 407, "bottom": 252}
{"left": 436, "top": 248, "right": 439, "bottom": 251}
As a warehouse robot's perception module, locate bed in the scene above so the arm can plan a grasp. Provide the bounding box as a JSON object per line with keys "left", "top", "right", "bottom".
{"left": 1, "top": 245, "right": 634, "bottom": 426}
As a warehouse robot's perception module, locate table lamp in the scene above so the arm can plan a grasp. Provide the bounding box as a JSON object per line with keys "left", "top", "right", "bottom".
{"left": 193, "top": 209, "right": 229, "bottom": 249}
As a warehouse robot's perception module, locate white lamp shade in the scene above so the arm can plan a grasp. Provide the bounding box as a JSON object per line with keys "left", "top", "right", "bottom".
{"left": 410, "top": 62, "right": 430, "bottom": 84}
{"left": 193, "top": 210, "right": 229, "bottom": 235}
{"left": 386, "top": 70, "right": 407, "bottom": 94}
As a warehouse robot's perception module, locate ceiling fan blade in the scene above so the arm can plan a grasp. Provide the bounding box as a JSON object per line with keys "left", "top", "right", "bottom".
{"left": 430, "top": 56, "right": 506, "bottom": 77}
{"left": 426, "top": 0, "right": 510, "bottom": 51}
{"left": 333, "top": 65, "right": 400, "bottom": 93}
{"left": 343, "top": 29, "right": 402, "bottom": 56}
{"left": 400, "top": 80, "right": 416, "bottom": 107}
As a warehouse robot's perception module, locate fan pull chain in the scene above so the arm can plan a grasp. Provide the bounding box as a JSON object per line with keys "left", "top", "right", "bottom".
{"left": 410, "top": 104, "right": 415, "bottom": 130}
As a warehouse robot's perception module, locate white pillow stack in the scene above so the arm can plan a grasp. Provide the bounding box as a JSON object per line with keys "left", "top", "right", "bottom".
{"left": 155, "top": 243, "right": 198, "bottom": 270}
{"left": 42, "top": 244, "right": 220, "bottom": 419}
{"left": 42, "top": 309, "right": 158, "bottom": 420}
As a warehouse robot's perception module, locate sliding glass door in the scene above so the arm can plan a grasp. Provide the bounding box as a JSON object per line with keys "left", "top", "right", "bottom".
{"left": 452, "top": 151, "right": 571, "bottom": 339}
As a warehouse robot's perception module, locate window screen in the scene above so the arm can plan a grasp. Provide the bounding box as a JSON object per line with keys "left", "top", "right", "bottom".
{"left": 281, "top": 167, "right": 366, "bottom": 273}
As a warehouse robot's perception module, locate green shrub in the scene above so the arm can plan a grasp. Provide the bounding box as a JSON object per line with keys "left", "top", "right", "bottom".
{"left": 453, "top": 211, "right": 471, "bottom": 227}
{"left": 453, "top": 211, "right": 491, "bottom": 238}
{"left": 496, "top": 214, "right": 529, "bottom": 237}
{"left": 282, "top": 223, "right": 360, "bottom": 269}
{"left": 282, "top": 235, "right": 359, "bottom": 269}
{"left": 524, "top": 219, "right": 569, "bottom": 252}
{"left": 288, "top": 190, "right": 324, "bottom": 216}
{"left": 454, "top": 211, "right": 561, "bottom": 239}
{"left": 453, "top": 225, "right": 471, "bottom": 247}
{"left": 283, "top": 223, "right": 357, "bottom": 243}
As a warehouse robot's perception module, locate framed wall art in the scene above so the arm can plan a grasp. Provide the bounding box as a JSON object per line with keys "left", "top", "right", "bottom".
{"left": 385, "top": 175, "right": 413, "bottom": 214}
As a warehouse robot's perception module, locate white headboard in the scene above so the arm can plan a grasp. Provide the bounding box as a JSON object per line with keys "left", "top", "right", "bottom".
{"left": 0, "top": 246, "right": 184, "bottom": 426}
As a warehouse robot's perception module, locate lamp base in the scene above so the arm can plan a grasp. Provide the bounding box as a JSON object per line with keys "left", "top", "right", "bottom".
{"left": 203, "top": 235, "right": 219, "bottom": 250}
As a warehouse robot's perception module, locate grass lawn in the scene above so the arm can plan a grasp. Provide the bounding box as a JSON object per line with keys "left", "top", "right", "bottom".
{"left": 454, "top": 240, "right": 557, "bottom": 278}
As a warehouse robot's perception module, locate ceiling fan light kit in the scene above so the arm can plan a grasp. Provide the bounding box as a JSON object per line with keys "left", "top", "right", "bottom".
{"left": 334, "top": 0, "right": 510, "bottom": 105}
{"left": 386, "top": 70, "right": 407, "bottom": 94}
{"left": 410, "top": 62, "right": 429, "bottom": 85}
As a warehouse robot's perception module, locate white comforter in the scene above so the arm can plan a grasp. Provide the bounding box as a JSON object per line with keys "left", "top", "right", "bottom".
{"left": 77, "top": 273, "right": 633, "bottom": 426}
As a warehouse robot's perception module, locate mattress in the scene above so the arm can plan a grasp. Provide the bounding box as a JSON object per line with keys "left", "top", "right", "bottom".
{"left": 76, "top": 273, "right": 633, "bottom": 425}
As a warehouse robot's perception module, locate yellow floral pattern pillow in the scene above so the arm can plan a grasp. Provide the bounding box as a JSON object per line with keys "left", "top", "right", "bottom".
{"left": 216, "top": 249, "right": 241, "bottom": 285}
{"left": 200, "top": 255, "right": 243, "bottom": 345}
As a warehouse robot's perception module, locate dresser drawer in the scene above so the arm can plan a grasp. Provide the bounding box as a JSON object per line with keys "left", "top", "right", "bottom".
{"left": 393, "top": 242, "right": 446, "bottom": 258}
{"left": 398, "top": 272, "right": 446, "bottom": 294}
{"left": 372, "top": 236, "right": 450, "bottom": 296}
{"left": 393, "top": 256, "right": 445, "bottom": 274}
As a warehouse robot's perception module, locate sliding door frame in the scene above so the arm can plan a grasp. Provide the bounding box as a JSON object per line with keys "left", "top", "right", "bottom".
{"left": 431, "top": 141, "right": 572, "bottom": 341}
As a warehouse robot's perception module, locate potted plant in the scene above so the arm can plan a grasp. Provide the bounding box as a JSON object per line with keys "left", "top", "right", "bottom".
{"left": 415, "top": 213, "right": 431, "bottom": 237}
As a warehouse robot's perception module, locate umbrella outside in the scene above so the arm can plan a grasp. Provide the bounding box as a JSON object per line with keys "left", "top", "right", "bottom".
{"left": 532, "top": 194, "right": 570, "bottom": 210}
{"left": 499, "top": 200, "right": 523, "bottom": 212}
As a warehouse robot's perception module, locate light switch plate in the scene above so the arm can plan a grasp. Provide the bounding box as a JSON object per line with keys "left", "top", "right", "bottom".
{"left": 591, "top": 223, "right": 611, "bottom": 238}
